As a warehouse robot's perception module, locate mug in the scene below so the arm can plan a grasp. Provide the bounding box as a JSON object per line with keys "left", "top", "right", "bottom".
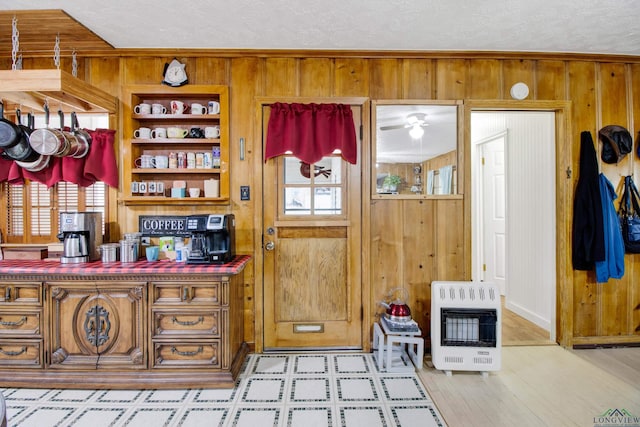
{"left": 167, "top": 127, "right": 188, "bottom": 138}
{"left": 188, "top": 127, "right": 204, "bottom": 138}
{"left": 189, "top": 187, "right": 201, "bottom": 198}
{"left": 139, "top": 181, "right": 148, "bottom": 194}
{"left": 145, "top": 245, "right": 159, "bottom": 262}
{"left": 170, "top": 100, "right": 187, "bottom": 114}
{"left": 135, "top": 154, "right": 155, "bottom": 168}
{"left": 134, "top": 103, "right": 151, "bottom": 114}
{"left": 204, "top": 126, "right": 220, "bottom": 138}
{"left": 148, "top": 181, "right": 157, "bottom": 194}
{"left": 191, "top": 103, "right": 207, "bottom": 115}
{"left": 207, "top": 101, "right": 220, "bottom": 114}
{"left": 134, "top": 127, "right": 152, "bottom": 139}
{"left": 151, "top": 103, "right": 167, "bottom": 114}
{"left": 154, "top": 155, "right": 169, "bottom": 169}
{"left": 151, "top": 127, "right": 167, "bottom": 139}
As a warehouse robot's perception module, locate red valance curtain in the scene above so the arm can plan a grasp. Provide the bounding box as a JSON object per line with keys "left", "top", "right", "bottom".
{"left": 0, "top": 128, "right": 118, "bottom": 188}
{"left": 265, "top": 103, "right": 357, "bottom": 164}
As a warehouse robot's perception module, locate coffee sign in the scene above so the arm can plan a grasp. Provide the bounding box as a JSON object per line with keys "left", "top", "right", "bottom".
{"left": 139, "top": 215, "right": 190, "bottom": 236}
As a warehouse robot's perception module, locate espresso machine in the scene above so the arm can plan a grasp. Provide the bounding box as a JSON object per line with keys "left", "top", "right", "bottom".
{"left": 58, "top": 212, "right": 103, "bottom": 264}
{"left": 185, "top": 214, "right": 235, "bottom": 264}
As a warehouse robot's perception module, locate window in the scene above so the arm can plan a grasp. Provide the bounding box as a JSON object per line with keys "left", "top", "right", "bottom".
{"left": 282, "top": 156, "right": 344, "bottom": 216}
{"left": 3, "top": 181, "right": 107, "bottom": 244}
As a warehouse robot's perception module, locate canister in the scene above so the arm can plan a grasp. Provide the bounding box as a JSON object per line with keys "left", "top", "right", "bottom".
{"left": 120, "top": 239, "right": 138, "bottom": 263}
{"left": 100, "top": 243, "right": 119, "bottom": 263}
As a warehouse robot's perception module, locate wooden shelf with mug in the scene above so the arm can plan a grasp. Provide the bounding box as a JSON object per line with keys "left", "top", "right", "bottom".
{"left": 122, "top": 84, "right": 229, "bottom": 206}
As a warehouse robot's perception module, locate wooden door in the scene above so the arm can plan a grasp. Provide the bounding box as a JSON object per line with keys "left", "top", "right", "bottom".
{"left": 262, "top": 105, "right": 362, "bottom": 350}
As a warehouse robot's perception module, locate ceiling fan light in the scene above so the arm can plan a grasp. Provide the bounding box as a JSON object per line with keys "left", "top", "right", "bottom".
{"left": 409, "top": 124, "right": 424, "bottom": 138}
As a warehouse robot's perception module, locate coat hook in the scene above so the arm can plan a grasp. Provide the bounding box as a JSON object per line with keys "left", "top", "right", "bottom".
{"left": 566, "top": 167, "right": 572, "bottom": 179}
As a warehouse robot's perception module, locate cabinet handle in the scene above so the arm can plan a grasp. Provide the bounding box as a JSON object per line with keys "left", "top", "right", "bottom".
{"left": 182, "top": 287, "right": 190, "bottom": 301}
{"left": 0, "top": 346, "right": 27, "bottom": 357}
{"left": 171, "top": 346, "right": 203, "bottom": 357}
{"left": 4, "top": 286, "right": 11, "bottom": 301}
{"left": 172, "top": 316, "right": 204, "bottom": 326}
{"left": 0, "top": 316, "right": 27, "bottom": 327}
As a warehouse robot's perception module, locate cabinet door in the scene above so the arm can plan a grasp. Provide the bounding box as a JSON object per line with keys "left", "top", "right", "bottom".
{"left": 152, "top": 281, "right": 220, "bottom": 305}
{"left": 0, "top": 282, "right": 42, "bottom": 305}
{"left": 48, "top": 281, "right": 146, "bottom": 368}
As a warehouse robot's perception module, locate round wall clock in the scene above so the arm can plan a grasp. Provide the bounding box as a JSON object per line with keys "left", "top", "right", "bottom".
{"left": 162, "top": 58, "right": 188, "bottom": 87}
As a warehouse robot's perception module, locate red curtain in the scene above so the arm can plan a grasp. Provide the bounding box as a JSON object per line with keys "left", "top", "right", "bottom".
{"left": 265, "top": 103, "right": 357, "bottom": 164}
{"left": 0, "top": 128, "right": 118, "bottom": 188}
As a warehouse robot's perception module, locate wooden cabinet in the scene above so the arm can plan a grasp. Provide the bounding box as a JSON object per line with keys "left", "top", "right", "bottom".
{"left": 47, "top": 281, "right": 146, "bottom": 369}
{"left": 0, "top": 281, "right": 43, "bottom": 368}
{"left": 122, "top": 85, "right": 229, "bottom": 205}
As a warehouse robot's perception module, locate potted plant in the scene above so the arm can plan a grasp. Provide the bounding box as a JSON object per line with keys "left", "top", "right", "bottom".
{"left": 383, "top": 174, "right": 402, "bottom": 192}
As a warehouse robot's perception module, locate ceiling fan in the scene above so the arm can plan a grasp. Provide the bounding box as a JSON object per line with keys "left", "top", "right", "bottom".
{"left": 379, "top": 112, "right": 429, "bottom": 131}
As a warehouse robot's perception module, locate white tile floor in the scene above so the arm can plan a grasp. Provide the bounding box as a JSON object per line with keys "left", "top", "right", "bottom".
{"left": 2, "top": 353, "right": 446, "bottom": 427}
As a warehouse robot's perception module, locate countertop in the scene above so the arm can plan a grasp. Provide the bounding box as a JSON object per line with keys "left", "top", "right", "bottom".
{"left": 0, "top": 254, "right": 251, "bottom": 276}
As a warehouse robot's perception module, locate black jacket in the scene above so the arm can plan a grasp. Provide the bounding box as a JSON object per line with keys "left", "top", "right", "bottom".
{"left": 572, "top": 131, "right": 605, "bottom": 270}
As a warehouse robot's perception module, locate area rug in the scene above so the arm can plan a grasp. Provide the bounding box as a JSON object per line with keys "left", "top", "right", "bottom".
{"left": 2, "top": 353, "right": 446, "bottom": 426}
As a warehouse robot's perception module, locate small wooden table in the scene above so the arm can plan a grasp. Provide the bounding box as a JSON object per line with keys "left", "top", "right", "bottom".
{"left": 373, "top": 317, "right": 424, "bottom": 372}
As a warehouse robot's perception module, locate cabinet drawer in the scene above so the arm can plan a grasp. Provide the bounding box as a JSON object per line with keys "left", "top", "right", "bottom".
{"left": 0, "top": 339, "right": 42, "bottom": 368}
{"left": 152, "top": 309, "right": 220, "bottom": 338}
{"left": 0, "top": 310, "right": 42, "bottom": 336}
{"left": 152, "top": 281, "right": 220, "bottom": 305}
{"left": 153, "top": 341, "right": 220, "bottom": 368}
{"left": 0, "top": 282, "right": 42, "bottom": 305}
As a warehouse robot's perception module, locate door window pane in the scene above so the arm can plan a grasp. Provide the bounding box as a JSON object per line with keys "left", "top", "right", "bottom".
{"left": 285, "top": 187, "right": 311, "bottom": 215}
{"left": 314, "top": 187, "right": 341, "bottom": 215}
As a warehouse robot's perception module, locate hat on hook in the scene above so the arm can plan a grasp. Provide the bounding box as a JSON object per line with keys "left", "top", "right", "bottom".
{"left": 598, "top": 125, "right": 632, "bottom": 164}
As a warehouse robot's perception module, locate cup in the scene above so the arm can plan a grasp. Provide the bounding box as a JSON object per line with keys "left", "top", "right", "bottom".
{"left": 170, "top": 100, "right": 186, "bottom": 114}
{"left": 154, "top": 155, "right": 169, "bottom": 169}
{"left": 134, "top": 103, "right": 151, "bottom": 114}
{"left": 135, "top": 154, "right": 155, "bottom": 168}
{"left": 204, "top": 126, "right": 220, "bottom": 138}
{"left": 139, "top": 181, "right": 148, "bottom": 194}
{"left": 189, "top": 187, "right": 201, "bottom": 198}
{"left": 134, "top": 127, "right": 152, "bottom": 139}
{"left": 207, "top": 101, "right": 220, "bottom": 114}
{"left": 151, "top": 127, "right": 167, "bottom": 139}
{"left": 148, "top": 181, "right": 157, "bottom": 194}
{"left": 145, "top": 246, "right": 159, "bottom": 262}
{"left": 188, "top": 127, "right": 204, "bottom": 138}
{"left": 191, "top": 103, "right": 207, "bottom": 115}
{"left": 167, "top": 127, "right": 188, "bottom": 138}
{"left": 151, "top": 103, "right": 167, "bottom": 114}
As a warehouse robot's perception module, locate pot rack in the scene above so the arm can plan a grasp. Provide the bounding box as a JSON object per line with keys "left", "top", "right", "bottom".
{"left": 0, "top": 69, "right": 117, "bottom": 114}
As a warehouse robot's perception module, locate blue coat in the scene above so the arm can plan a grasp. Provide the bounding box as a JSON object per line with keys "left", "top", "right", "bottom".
{"left": 595, "top": 174, "right": 625, "bottom": 282}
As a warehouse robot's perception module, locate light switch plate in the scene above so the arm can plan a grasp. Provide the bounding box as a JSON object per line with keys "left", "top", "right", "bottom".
{"left": 240, "top": 185, "right": 250, "bottom": 201}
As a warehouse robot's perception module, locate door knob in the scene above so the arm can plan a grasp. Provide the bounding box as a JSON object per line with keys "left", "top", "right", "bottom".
{"left": 265, "top": 241, "right": 275, "bottom": 251}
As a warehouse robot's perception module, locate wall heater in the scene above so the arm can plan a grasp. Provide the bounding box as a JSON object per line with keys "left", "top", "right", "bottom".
{"left": 431, "top": 281, "right": 501, "bottom": 376}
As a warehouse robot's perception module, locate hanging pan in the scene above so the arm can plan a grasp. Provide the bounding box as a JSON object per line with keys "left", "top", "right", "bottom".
{"left": 29, "top": 104, "right": 67, "bottom": 156}
{"left": 0, "top": 100, "right": 22, "bottom": 148}
{"left": 69, "top": 112, "right": 91, "bottom": 158}
{"left": 0, "top": 108, "right": 39, "bottom": 162}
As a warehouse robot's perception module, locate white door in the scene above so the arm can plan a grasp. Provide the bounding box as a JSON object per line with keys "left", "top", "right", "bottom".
{"left": 480, "top": 133, "right": 506, "bottom": 295}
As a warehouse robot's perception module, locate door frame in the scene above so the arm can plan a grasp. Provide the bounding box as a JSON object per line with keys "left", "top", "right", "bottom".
{"left": 253, "top": 96, "right": 370, "bottom": 353}
{"left": 464, "top": 100, "right": 572, "bottom": 347}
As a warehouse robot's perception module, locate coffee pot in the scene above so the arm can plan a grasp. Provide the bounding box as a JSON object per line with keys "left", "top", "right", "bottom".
{"left": 63, "top": 233, "right": 88, "bottom": 257}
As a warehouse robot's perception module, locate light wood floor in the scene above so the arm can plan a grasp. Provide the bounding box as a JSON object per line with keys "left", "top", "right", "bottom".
{"left": 419, "top": 345, "right": 640, "bottom": 426}
{"left": 501, "top": 297, "right": 554, "bottom": 346}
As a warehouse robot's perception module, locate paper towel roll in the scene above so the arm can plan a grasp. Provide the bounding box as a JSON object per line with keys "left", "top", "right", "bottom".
{"left": 204, "top": 179, "right": 220, "bottom": 198}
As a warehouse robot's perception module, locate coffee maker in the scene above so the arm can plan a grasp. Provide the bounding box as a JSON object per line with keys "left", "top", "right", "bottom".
{"left": 186, "top": 214, "right": 235, "bottom": 264}
{"left": 58, "top": 212, "right": 103, "bottom": 264}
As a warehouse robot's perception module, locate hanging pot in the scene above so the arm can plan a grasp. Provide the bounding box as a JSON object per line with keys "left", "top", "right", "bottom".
{"left": 15, "top": 152, "right": 51, "bottom": 172}
{"left": 69, "top": 112, "right": 91, "bottom": 158}
{"left": 0, "top": 101, "right": 23, "bottom": 149}
{"left": 29, "top": 104, "right": 67, "bottom": 156}
{"left": 1, "top": 108, "right": 38, "bottom": 162}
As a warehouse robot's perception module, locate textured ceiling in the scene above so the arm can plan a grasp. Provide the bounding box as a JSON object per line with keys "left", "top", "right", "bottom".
{"left": 0, "top": 0, "right": 639, "bottom": 55}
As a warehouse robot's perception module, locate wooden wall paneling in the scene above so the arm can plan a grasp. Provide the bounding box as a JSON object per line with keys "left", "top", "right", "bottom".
{"left": 435, "top": 59, "right": 466, "bottom": 100}
{"left": 434, "top": 199, "right": 465, "bottom": 280}
{"left": 231, "top": 57, "right": 262, "bottom": 347}
{"left": 536, "top": 60, "right": 567, "bottom": 100}
{"left": 597, "top": 62, "right": 632, "bottom": 336}
{"left": 467, "top": 59, "right": 502, "bottom": 99}
{"left": 370, "top": 200, "right": 404, "bottom": 320}
{"left": 502, "top": 59, "right": 535, "bottom": 100}
{"left": 568, "top": 61, "right": 598, "bottom": 338}
{"left": 264, "top": 58, "right": 298, "bottom": 96}
{"left": 369, "top": 59, "right": 401, "bottom": 99}
{"left": 402, "top": 59, "right": 434, "bottom": 99}
{"left": 299, "top": 58, "right": 333, "bottom": 97}
{"left": 122, "top": 57, "right": 165, "bottom": 84}
{"left": 333, "top": 58, "right": 369, "bottom": 97}
{"left": 402, "top": 200, "right": 435, "bottom": 339}
{"left": 629, "top": 63, "right": 640, "bottom": 337}
{"left": 193, "top": 58, "right": 229, "bottom": 85}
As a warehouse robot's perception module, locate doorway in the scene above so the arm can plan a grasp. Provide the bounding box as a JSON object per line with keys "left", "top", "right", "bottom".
{"left": 471, "top": 110, "right": 557, "bottom": 344}
{"left": 260, "top": 102, "right": 364, "bottom": 351}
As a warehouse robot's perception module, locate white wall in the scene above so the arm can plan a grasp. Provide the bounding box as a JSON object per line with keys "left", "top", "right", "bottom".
{"left": 471, "top": 111, "right": 556, "bottom": 333}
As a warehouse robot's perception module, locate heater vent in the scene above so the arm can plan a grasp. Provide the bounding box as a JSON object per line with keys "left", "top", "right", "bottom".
{"left": 474, "top": 357, "right": 493, "bottom": 365}
{"left": 444, "top": 356, "right": 464, "bottom": 364}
